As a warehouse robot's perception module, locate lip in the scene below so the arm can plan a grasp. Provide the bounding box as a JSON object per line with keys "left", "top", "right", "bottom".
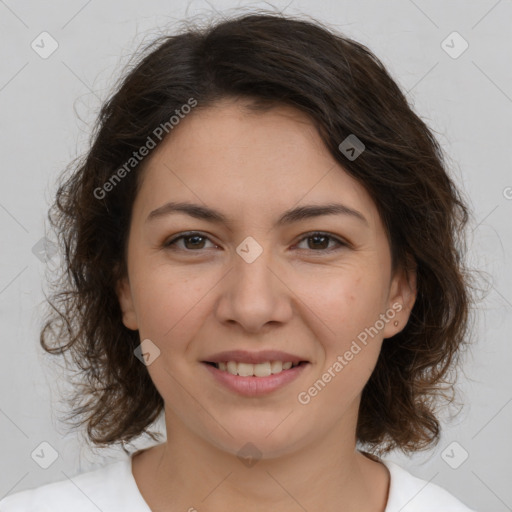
{"left": 202, "top": 349, "right": 308, "bottom": 365}
{"left": 202, "top": 361, "right": 310, "bottom": 397}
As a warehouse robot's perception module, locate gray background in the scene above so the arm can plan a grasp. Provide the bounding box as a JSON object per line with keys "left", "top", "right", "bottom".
{"left": 0, "top": 1, "right": 511, "bottom": 510}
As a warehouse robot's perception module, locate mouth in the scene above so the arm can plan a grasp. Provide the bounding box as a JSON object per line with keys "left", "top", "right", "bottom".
{"left": 202, "top": 360, "right": 309, "bottom": 377}
{"left": 201, "top": 360, "right": 310, "bottom": 396}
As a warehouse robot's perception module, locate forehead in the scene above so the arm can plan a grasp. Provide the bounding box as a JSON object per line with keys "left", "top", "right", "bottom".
{"left": 134, "top": 98, "right": 381, "bottom": 229}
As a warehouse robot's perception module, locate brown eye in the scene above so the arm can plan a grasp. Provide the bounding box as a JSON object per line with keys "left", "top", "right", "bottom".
{"left": 295, "top": 232, "right": 346, "bottom": 252}
{"left": 163, "top": 231, "right": 346, "bottom": 254}
{"left": 164, "top": 232, "right": 217, "bottom": 251}
{"left": 307, "top": 234, "right": 330, "bottom": 250}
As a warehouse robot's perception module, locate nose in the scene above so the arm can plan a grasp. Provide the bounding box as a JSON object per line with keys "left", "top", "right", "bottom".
{"left": 215, "top": 243, "right": 293, "bottom": 333}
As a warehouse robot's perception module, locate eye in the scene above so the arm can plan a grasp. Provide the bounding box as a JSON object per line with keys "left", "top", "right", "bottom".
{"left": 163, "top": 231, "right": 348, "bottom": 253}
{"left": 294, "top": 232, "right": 347, "bottom": 252}
{"left": 163, "top": 232, "right": 218, "bottom": 251}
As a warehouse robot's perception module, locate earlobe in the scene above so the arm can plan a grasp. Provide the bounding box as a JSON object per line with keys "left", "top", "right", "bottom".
{"left": 383, "top": 259, "right": 417, "bottom": 339}
{"left": 116, "top": 276, "right": 139, "bottom": 331}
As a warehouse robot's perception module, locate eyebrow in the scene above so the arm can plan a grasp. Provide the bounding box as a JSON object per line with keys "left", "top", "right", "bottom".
{"left": 146, "top": 201, "right": 368, "bottom": 227}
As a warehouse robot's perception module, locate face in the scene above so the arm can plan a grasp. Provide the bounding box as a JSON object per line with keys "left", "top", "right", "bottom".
{"left": 117, "top": 98, "right": 416, "bottom": 458}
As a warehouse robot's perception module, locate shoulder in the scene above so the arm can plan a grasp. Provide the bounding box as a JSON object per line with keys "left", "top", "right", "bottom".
{"left": 382, "top": 459, "right": 478, "bottom": 512}
{"left": 0, "top": 458, "right": 147, "bottom": 512}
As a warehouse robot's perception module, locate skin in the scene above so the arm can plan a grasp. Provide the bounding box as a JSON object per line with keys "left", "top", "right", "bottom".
{"left": 117, "top": 97, "right": 416, "bottom": 512}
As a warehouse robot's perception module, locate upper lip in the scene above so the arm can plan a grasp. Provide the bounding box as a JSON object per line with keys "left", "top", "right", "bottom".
{"left": 202, "top": 350, "right": 309, "bottom": 365}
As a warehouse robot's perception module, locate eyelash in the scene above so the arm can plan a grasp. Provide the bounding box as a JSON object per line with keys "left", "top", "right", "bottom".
{"left": 163, "top": 231, "right": 348, "bottom": 254}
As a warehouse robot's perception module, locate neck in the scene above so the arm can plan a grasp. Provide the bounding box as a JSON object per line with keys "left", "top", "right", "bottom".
{"left": 132, "top": 407, "right": 390, "bottom": 512}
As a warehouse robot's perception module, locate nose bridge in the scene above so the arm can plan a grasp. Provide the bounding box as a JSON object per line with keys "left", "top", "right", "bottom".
{"left": 233, "top": 235, "right": 277, "bottom": 298}
{"left": 216, "top": 234, "right": 290, "bottom": 331}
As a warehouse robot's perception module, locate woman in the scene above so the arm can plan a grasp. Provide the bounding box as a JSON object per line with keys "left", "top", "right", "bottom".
{"left": 0, "top": 12, "right": 478, "bottom": 511}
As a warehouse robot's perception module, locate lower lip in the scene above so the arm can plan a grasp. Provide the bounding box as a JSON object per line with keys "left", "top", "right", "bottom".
{"left": 202, "top": 362, "right": 309, "bottom": 397}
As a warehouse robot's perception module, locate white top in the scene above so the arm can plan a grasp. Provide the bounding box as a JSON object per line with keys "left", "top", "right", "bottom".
{"left": 0, "top": 454, "right": 477, "bottom": 511}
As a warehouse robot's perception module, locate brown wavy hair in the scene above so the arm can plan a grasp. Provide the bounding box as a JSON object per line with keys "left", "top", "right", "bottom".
{"left": 41, "top": 11, "right": 475, "bottom": 457}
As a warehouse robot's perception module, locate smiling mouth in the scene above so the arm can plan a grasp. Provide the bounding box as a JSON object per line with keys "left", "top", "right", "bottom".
{"left": 203, "top": 360, "right": 309, "bottom": 377}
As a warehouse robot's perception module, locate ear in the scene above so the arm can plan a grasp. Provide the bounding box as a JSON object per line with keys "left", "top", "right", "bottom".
{"left": 382, "top": 256, "right": 417, "bottom": 339}
{"left": 116, "top": 275, "right": 139, "bottom": 331}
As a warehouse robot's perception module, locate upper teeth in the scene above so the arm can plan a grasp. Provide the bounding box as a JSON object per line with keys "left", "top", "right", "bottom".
{"left": 216, "top": 361, "right": 298, "bottom": 377}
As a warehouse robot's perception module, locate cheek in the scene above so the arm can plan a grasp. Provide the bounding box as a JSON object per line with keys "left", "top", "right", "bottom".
{"left": 297, "top": 266, "right": 388, "bottom": 394}
{"left": 132, "top": 264, "right": 220, "bottom": 343}
{"left": 299, "top": 267, "right": 387, "bottom": 339}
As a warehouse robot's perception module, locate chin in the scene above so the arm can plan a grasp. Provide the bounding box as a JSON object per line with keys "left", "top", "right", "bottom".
{"left": 203, "top": 416, "right": 309, "bottom": 460}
